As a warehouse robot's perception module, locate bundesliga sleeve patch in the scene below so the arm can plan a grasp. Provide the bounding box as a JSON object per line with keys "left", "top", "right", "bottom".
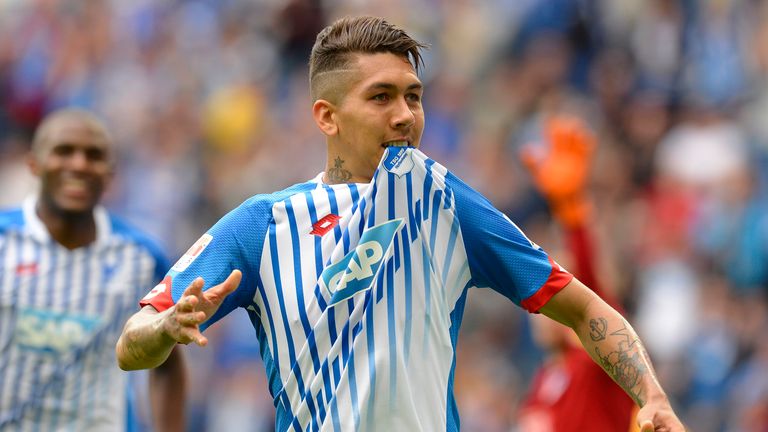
{"left": 171, "top": 233, "right": 213, "bottom": 272}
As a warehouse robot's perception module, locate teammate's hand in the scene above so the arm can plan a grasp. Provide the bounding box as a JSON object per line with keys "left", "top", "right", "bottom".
{"left": 636, "top": 399, "right": 686, "bottom": 432}
{"left": 521, "top": 115, "right": 595, "bottom": 227}
{"left": 163, "top": 270, "right": 242, "bottom": 347}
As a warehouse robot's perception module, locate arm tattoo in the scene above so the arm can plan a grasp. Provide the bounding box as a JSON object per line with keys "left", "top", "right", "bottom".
{"left": 589, "top": 318, "right": 608, "bottom": 341}
{"left": 593, "top": 321, "right": 648, "bottom": 406}
{"left": 327, "top": 156, "right": 352, "bottom": 183}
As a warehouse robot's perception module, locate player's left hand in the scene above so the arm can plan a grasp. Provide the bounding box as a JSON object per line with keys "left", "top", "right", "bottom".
{"left": 636, "top": 399, "right": 686, "bottom": 431}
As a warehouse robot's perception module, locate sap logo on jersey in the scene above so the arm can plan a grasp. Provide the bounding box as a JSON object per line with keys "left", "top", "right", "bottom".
{"left": 14, "top": 308, "right": 100, "bottom": 355}
{"left": 321, "top": 219, "right": 404, "bottom": 306}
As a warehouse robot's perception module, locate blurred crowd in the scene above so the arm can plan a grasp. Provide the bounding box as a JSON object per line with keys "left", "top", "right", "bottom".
{"left": 2, "top": 0, "right": 768, "bottom": 431}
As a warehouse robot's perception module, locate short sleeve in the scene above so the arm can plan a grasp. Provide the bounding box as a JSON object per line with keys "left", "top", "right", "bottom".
{"left": 140, "top": 197, "right": 271, "bottom": 330}
{"left": 445, "top": 172, "right": 573, "bottom": 312}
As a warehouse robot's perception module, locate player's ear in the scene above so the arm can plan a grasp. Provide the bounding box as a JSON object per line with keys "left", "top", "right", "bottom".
{"left": 26, "top": 152, "right": 42, "bottom": 177}
{"left": 312, "top": 99, "right": 338, "bottom": 136}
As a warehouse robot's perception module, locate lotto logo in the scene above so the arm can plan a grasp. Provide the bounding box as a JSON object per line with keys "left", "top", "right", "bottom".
{"left": 15, "top": 263, "right": 38, "bottom": 275}
{"left": 311, "top": 214, "right": 341, "bottom": 237}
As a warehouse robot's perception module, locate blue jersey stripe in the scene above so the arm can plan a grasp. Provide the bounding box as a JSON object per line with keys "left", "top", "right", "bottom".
{"left": 421, "top": 241, "right": 432, "bottom": 356}
{"left": 366, "top": 179, "right": 378, "bottom": 229}
{"left": 356, "top": 190, "right": 369, "bottom": 238}
{"left": 429, "top": 190, "right": 443, "bottom": 255}
{"left": 284, "top": 201, "right": 323, "bottom": 409}
{"left": 268, "top": 221, "right": 299, "bottom": 367}
{"left": 304, "top": 192, "right": 328, "bottom": 311}
{"left": 401, "top": 225, "right": 413, "bottom": 364}
{"left": 375, "top": 261, "right": 385, "bottom": 303}
{"left": 385, "top": 257, "right": 397, "bottom": 406}
{"left": 285, "top": 202, "right": 313, "bottom": 337}
{"left": 406, "top": 173, "right": 418, "bottom": 242}
{"left": 441, "top": 215, "right": 461, "bottom": 288}
{"left": 322, "top": 185, "right": 342, "bottom": 390}
{"left": 257, "top": 273, "right": 284, "bottom": 405}
{"left": 345, "top": 185, "right": 360, "bottom": 253}
{"left": 364, "top": 291, "right": 377, "bottom": 419}
{"left": 341, "top": 317, "right": 360, "bottom": 430}
{"left": 422, "top": 160, "right": 435, "bottom": 221}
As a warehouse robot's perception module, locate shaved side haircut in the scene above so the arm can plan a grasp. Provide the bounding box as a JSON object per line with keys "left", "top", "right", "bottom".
{"left": 309, "top": 16, "right": 427, "bottom": 102}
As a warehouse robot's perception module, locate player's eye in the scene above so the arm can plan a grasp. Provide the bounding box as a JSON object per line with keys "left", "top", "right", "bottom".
{"left": 85, "top": 148, "right": 106, "bottom": 161}
{"left": 406, "top": 93, "right": 421, "bottom": 103}
{"left": 52, "top": 145, "right": 75, "bottom": 156}
{"left": 372, "top": 93, "right": 390, "bottom": 103}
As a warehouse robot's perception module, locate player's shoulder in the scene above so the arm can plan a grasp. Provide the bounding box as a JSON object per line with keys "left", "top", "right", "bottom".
{"left": 0, "top": 206, "right": 24, "bottom": 235}
{"left": 237, "top": 180, "right": 318, "bottom": 216}
{"left": 108, "top": 213, "right": 168, "bottom": 262}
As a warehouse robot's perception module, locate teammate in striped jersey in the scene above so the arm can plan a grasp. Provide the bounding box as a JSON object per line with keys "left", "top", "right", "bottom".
{"left": 117, "top": 16, "right": 684, "bottom": 432}
{"left": 0, "top": 109, "right": 185, "bottom": 431}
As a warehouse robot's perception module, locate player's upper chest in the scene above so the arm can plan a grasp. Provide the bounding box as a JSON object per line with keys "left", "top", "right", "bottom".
{"left": 0, "top": 231, "right": 153, "bottom": 310}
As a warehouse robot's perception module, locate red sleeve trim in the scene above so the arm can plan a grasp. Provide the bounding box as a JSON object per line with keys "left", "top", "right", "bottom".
{"left": 139, "top": 275, "right": 175, "bottom": 312}
{"left": 521, "top": 257, "right": 574, "bottom": 313}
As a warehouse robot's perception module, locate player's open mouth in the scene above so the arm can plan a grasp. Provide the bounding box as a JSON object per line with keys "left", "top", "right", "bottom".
{"left": 383, "top": 140, "right": 410, "bottom": 147}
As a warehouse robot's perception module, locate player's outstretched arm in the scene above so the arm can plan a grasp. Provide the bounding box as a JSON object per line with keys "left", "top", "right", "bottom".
{"left": 538, "top": 278, "right": 685, "bottom": 432}
{"left": 116, "top": 270, "right": 242, "bottom": 370}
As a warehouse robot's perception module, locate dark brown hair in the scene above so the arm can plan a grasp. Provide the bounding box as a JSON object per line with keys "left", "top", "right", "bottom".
{"left": 309, "top": 16, "right": 427, "bottom": 100}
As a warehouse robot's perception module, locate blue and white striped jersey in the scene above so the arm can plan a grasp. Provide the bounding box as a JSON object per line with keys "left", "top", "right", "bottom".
{"left": 0, "top": 197, "right": 168, "bottom": 432}
{"left": 142, "top": 147, "right": 572, "bottom": 431}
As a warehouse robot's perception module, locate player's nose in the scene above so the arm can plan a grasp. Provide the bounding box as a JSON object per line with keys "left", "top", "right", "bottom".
{"left": 390, "top": 97, "right": 415, "bottom": 130}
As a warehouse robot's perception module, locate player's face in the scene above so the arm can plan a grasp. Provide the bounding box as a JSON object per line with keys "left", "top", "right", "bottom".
{"left": 30, "top": 118, "right": 114, "bottom": 215}
{"left": 333, "top": 52, "right": 425, "bottom": 179}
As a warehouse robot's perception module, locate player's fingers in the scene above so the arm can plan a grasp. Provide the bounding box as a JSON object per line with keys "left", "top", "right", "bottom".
{"left": 638, "top": 419, "right": 655, "bottom": 432}
{"left": 175, "top": 291, "right": 200, "bottom": 313}
{"left": 206, "top": 270, "right": 242, "bottom": 302}
{"left": 176, "top": 310, "right": 206, "bottom": 327}
{"left": 182, "top": 277, "right": 205, "bottom": 299}
{"left": 178, "top": 327, "right": 207, "bottom": 346}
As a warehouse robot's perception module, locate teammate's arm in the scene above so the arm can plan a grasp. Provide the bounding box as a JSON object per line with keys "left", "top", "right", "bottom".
{"left": 116, "top": 270, "right": 241, "bottom": 371}
{"left": 538, "top": 278, "right": 685, "bottom": 431}
{"left": 149, "top": 345, "right": 186, "bottom": 432}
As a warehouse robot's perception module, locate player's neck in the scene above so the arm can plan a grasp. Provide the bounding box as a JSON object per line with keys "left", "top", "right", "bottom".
{"left": 36, "top": 201, "right": 97, "bottom": 249}
{"left": 323, "top": 154, "right": 374, "bottom": 185}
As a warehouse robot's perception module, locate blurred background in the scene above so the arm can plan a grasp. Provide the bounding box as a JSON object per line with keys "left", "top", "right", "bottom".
{"left": 1, "top": 0, "right": 768, "bottom": 430}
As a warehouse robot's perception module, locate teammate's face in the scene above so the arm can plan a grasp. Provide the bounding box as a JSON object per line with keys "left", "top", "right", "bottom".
{"left": 30, "top": 117, "right": 114, "bottom": 215}
{"left": 330, "top": 52, "right": 425, "bottom": 181}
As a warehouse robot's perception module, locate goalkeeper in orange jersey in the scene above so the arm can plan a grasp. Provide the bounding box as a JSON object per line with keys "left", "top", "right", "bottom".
{"left": 517, "top": 115, "right": 641, "bottom": 432}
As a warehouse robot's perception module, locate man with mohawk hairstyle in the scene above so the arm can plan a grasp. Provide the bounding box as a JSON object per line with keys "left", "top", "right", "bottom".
{"left": 118, "top": 16, "right": 684, "bottom": 432}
